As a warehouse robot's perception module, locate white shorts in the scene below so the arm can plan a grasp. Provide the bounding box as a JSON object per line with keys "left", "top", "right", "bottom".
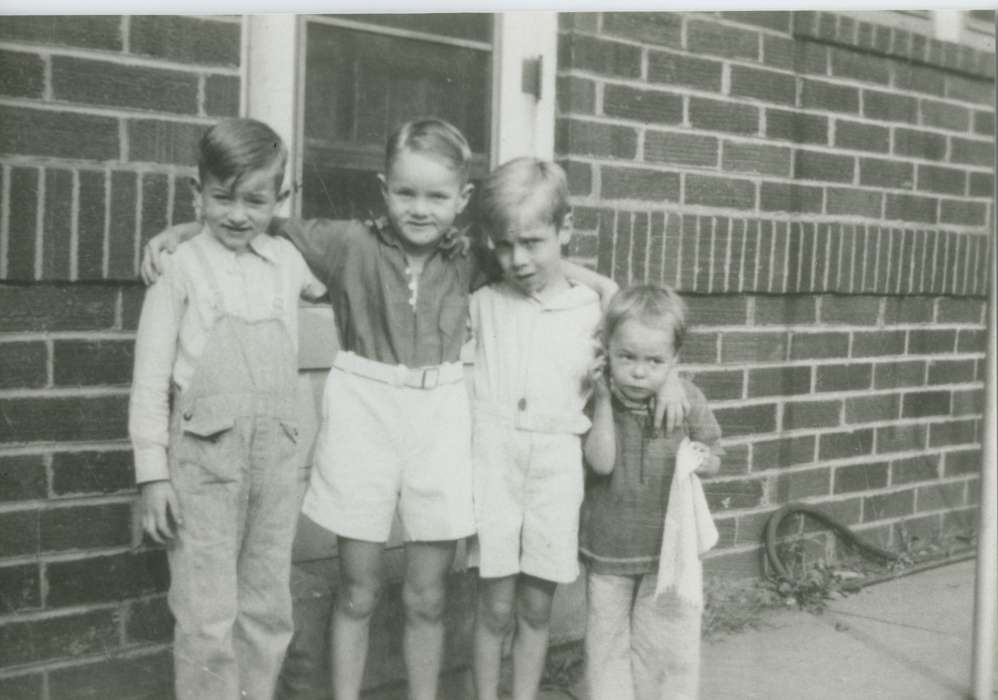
{"left": 301, "top": 361, "right": 475, "bottom": 543}
{"left": 469, "top": 415, "right": 584, "bottom": 584}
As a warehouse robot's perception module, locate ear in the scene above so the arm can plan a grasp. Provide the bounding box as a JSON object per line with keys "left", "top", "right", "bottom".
{"left": 377, "top": 172, "right": 388, "bottom": 198}
{"left": 557, "top": 211, "right": 574, "bottom": 246}
{"left": 456, "top": 182, "right": 474, "bottom": 214}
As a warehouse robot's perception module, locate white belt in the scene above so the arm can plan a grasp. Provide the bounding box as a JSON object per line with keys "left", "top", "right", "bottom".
{"left": 332, "top": 351, "right": 464, "bottom": 390}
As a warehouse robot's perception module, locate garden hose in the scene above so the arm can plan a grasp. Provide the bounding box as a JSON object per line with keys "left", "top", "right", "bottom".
{"left": 763, "top": 502, "right": 901, "bottom": 581}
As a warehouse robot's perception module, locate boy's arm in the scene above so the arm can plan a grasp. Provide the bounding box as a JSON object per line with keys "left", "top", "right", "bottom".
{"left": 269, "top": 216, "right": 353, "bottom": 284}
{"left": 686, "top": 383, "right": 725, "bottom": 476}
{"left": 655, "top": 366, "right": 691, "bottom": 434}
{"left": 129, "top": 258, "right": 187, "bottom": 541}
{"left": 140, "top": 222, "right": 201, "bottom": 285}
{"left": 129, "top": 258, "right": 184, "bottom": 484}
{"left": 583, "top": 356, "right": 616, "bottom": 474}
{"left": 563, "top": 260, "right": 619, "bottom": 310}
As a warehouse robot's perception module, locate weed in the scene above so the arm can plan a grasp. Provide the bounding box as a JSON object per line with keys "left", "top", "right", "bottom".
{"left": 701, "top": 576, "right": 783, "bottom": 641}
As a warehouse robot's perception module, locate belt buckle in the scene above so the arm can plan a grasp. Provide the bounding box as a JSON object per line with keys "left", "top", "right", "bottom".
{"left": 421, "top": 366, "right": 439, "bottom": 389}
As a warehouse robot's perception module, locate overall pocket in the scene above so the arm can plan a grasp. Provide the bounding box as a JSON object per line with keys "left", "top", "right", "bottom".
{"left": 176, "top": 406, "right": 240, "bottom": 484}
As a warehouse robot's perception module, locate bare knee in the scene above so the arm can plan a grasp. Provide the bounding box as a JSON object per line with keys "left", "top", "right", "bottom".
{"left": 337, "top": 580, "right": 382, "bottom": 621}
{"left": 516, "top": 594, "right": 553, "bottom": 631}
{"left": 403, "top": 580, "right": 447, "bottom": 625}
{"left": 478, "top": 594, "right": 515, "bottom": 635}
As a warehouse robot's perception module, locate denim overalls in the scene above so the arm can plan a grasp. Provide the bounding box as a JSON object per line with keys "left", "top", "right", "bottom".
{"left": 167, "top": 239, "right": 301, "bottom": 700}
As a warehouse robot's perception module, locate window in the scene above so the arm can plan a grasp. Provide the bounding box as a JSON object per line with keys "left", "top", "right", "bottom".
{"left": 299, "top": 14, "right": 494, "bottom": 220}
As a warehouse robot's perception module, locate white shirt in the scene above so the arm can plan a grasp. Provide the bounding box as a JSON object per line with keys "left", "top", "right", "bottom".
{"left": 469, "top": 280, "right": 602, "bottom": 435}
{"left": 129, "top": 230, "right": 326, "bottom": 484}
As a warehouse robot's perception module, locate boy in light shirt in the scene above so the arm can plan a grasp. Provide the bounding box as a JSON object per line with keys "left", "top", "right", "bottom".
{"left": 129, "top": 118, "right": 326, "bottom": 699}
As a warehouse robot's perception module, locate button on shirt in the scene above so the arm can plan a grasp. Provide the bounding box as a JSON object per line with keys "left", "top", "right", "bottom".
{"left": 129, "top": 230, "right": 327, "bottom": 484}
{"left": 470, "top": 281, "right": 602, "bottom": 435}
{"left": 277, "top": 216, "right": 489, "bottom": 368}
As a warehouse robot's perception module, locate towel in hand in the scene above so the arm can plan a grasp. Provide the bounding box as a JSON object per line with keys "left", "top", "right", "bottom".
{"left": 654, "top": 437, "right": 719, "bottom": 609}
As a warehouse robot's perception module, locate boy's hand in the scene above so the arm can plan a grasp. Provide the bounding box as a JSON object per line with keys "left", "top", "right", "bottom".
{"left": 140, "top": 223, "right": 200, "bottom": 285}
{"left": 655, "top": 365, "right": 690, "bottom": 433}
{"left": 587, "top": 347, "right": 611, "bottom": 400}
{"left": 440, "top": 228, "right": 472, "bottom": 259}
{"left": 139, "top": 480, "right": 183, "bottom": 544}
{"left": 688, "top": 440, "right": 720, "bottom": 476}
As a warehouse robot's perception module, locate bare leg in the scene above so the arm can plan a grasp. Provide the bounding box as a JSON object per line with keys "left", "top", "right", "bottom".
{"left": 511, "top": 575, "right": 558, "bottom": 700}
{"left": 402, "top": 540, "right": 457, "bottom": 700}
{"left": 473, "top": 575, "right": 517, "bottom": 700}
{"left": 331, "top": 537, "right": 384, "bottom": 700}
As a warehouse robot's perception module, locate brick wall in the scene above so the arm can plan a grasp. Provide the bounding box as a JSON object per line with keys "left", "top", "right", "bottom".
{"left": 0, "top": 16, "right": 240, "bottom": 697}
{"left": 557, "top": 11, "right": 993, "bottom": 577}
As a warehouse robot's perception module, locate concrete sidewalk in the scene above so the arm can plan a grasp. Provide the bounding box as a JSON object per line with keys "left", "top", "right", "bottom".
{"left": 540, "top": 559, "right": 997, "bottom": 700}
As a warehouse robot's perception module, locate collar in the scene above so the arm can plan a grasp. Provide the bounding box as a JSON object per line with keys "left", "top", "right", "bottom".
{"left": 366, "top": 215, "right": 464, "bottom": 254}
{"left": 200, "top": 225, "right": 280, "bottom": 264}
{"left": 498, "top": 278, "right": 600, "bottom": 311}
{"left": 611, "top": 386, "right": 655, "bottom": 414}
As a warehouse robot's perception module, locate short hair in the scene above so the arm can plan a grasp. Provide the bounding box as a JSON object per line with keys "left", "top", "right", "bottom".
{"left": 198, "top": 118, "right": 287, "bottom": 192}
{"left": 602, "top": 284, "right": 689, "bottom": 353}
{"left": 385, "top": 118, "right": 472, "bottom": 182}
{"left": 478, "top": 157, "right": 571, "bottom": 242}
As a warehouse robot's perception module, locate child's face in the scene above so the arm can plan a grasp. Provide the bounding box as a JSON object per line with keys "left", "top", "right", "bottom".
{"left": 491, "top": 210, "right": 571, "bottom": 297}
{"left": 608, "top": 319, "right": 677, "bottom": 403}
{"left": 379, "top": 149, "right": 472, "bottom": 256}
{"left": 193, "top": 164, "right": 286, "bottom": 253}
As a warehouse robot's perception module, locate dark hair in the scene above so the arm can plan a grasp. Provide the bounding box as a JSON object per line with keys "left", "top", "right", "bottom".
{"left": 198, "top": 118, "right": 288, "bottom": 192}
{"left": 385, "top": 118, "right": 472, "bottom": 182}
{"left": 602, "top": 284, "right": 689, "bottom": 353}
{"left": 478, "top": 157, "right": 570, "bottom": 242}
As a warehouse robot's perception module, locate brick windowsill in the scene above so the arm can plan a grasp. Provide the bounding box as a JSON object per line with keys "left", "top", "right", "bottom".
{"left": 792, "top": 11, "right": 996, "bottom": 81}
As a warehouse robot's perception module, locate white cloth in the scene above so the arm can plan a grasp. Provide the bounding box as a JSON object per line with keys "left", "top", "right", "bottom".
{"left": 654, "top": 437, "right": 719, "bottom": 608}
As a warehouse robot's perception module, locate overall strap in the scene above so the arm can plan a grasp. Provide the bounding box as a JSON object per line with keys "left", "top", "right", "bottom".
{"left": 190, "top": 237, "right": 226, "bottom": 317}
{"left": 269, "top": 250, "right": 285, "bottom": 317}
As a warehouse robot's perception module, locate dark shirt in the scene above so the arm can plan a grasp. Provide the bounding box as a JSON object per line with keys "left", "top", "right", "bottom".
{"left": 277, "top": 216, "right": 492, "bottom": 367}
{"left": 579, "top": 378, "right": 724, "bottom": 575}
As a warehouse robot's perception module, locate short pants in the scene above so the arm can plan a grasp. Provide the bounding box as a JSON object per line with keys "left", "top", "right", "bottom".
{"left": 469, "top": 413, "right": 584, "bottom": 584}
{"left": 301, "top": 355, "right": 475, "bottom": 543}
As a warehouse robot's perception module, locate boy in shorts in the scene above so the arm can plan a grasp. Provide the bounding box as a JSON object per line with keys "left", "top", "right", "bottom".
{"left": 468, "top": 158, "right": 684, "bottom": 700}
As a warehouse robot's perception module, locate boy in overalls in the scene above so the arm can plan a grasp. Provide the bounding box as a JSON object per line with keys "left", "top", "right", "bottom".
{"left": 129, "top": 118, "right": 326, "bottom": 699}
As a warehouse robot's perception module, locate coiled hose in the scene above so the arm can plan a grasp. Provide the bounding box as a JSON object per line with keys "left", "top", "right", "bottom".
{"left": 763, "top": 502, "right": 901, "bottom": 580}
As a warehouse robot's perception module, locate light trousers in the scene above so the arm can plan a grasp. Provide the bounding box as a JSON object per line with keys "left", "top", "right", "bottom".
{"left": 585, "top": 571, "right": 702, "bottom": 700}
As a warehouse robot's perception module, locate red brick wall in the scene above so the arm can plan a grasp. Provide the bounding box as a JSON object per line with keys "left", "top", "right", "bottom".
{"left": 0, "top": 16, "right": 240, "bottom": 696}
{"left": 556, "top": 11, "right": 992, "bottom": 577}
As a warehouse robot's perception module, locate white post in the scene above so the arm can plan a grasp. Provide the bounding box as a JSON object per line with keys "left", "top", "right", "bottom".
{"left": 491, "top": 11, "right": 559, "bottom": 164}
{"left": 931, "top": 10, "right": 963, "bottom": 42}
{"left": 241, "top": 14, "right": 301, "bottom": 216}
{"left": 972, "top": 230, "right": 997, "bottom": 697}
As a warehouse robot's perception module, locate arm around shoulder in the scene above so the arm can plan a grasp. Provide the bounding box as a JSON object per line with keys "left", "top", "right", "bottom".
{"left": 269, "top": 216, "right": 358, "bottom": 282}
{"left": 140, "top": 221, "right": 201, "bottom": 285}
{"left": 562, "top": 260, "right": 619, "bottom": 309}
